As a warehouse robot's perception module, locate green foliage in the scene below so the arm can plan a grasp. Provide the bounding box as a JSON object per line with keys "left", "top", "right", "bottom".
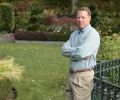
{"left": 96, "top": 16, "right": 120, "bottom": 35}
{"left": 48, "top": 32, "right": 70, "bottom": 41}
{"left": 46, "top": 24, "right": 75, "bottom": 41}
{"left": 30, "top": 3, "right": 43, "bottom": 15}
{"left": 27, "top": 3, "right": 45, "bottom": 31}
{"left": 97, "top": 35, "right": 120, "bottom": 60}
{"left": 15, "top": 13, "right": 30, "bottom": 30}
{"left": 40, "top": 0, "right": 71, "bottom": 9}
{"left": 0, "top": 3, "right": 15, "bottom": 33}
{"left": 0, "top": 79, "right": 12, "bottom": 100}
{"left": 4, "top": 0, "right": 118, "bottom": 34}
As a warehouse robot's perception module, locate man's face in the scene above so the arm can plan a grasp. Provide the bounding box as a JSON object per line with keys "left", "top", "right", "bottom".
{"left": 76, "top": 10, "right": 91, "bottom": 29}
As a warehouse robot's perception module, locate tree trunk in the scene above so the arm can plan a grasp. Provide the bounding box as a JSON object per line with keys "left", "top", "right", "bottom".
{"left": 71, "top": 0, "right": 78, "bottom": 14}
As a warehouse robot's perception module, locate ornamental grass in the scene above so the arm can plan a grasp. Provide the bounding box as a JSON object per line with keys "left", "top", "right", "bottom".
{"left": 0, "top": 57, "right": 24, "bottom": 81}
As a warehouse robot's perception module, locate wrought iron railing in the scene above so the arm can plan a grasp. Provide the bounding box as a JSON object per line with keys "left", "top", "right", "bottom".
{"left": 92, "top": 59, "right": 120, "bottom": 100}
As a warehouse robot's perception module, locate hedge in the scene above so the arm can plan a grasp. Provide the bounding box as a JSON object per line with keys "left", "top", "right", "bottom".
{"left": 0, "top": 3, "right": 15, "bottom": 33}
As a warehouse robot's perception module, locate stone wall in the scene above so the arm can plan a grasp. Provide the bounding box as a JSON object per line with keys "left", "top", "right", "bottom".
{"left": 0, "top": 34, "right": 15, "bottom": 42}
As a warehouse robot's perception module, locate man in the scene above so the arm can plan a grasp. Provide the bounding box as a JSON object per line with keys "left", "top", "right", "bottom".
{"left": 62, "top": 7, "right": 100, "bottom": 100}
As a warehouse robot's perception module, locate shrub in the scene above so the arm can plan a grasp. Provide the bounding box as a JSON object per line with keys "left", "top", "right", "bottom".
{"left": 97, "top": 35, "right": 120, "bottom": 60}
{"left": 0, "top": 56, "right": 24, "bottom": 100}
{"left": 14, "top": 29, "right": 48, "bottom": 41}
{"left": 95, "top": 14, "right": 120, "bottom": 35}
{"left": 0, "top": 79, "right": 12, "bottom": 100}
{"left": 39, "top": 0, "right": 71, "bottom": 15}
{"left": 15, "top": 22, "right": 76, "bottom": 41}
{"left": 15, "top": 13, "right": 30, "bottom": 30}
{"left": 27, "top": 3, "right": 44, "bottom": 31}
{"left": 48, "top": 32, "right": 70, "bottom": 41}
{"left": 0, "top": 3, "right": 15, "bottom": 33}
{"left": 0, "top": 57, "right": 24, "bottom": 81}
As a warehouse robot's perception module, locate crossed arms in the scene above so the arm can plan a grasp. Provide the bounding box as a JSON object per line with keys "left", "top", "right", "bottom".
{"left": 62, "top": 33, "right": 100, "bottom": 61}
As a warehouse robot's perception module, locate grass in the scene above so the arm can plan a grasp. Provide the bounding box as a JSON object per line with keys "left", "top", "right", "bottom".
{"left": 0, "top": 38, "right": 119, "bottom": 100}
{"left": 0, "top": 42, "right": 69, "bottom": 100}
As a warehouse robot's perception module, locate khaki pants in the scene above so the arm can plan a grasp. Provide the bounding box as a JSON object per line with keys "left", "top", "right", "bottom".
{"left": 66, "top": 70, "right": 94, "bottom": 100}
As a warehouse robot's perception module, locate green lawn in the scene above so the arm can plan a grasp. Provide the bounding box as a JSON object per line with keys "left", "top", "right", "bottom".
{"left": 0, "top": 38, "right": 119, "bottom": 100}
{"left": 0, "top": 42, "right": 69, "bottom": 100}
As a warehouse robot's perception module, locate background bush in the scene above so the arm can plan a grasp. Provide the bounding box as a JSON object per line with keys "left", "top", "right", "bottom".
{"left": 14, "top": 29, "right": 48, "bottom": 41}
{"left": 97, "top": 34, "right": 120, "bottom": 60}
{"left": 15, "top": 12, "right": 30, "bottom": 30}
{"left": 0, "top": 1, "right": 119, "bottom": 40}
{"left": 27, "top": 3, "right": 45, "bottom": 31}
{"left": 0, "top": 3, "right": 15, "bottom": 33}
{"left": 14, "top": 23, "right": 76, "bottom": 41}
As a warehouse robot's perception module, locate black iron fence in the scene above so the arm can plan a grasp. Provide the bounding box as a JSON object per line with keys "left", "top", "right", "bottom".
{"left": 92, "top": 59, "right": 120, "bottom": 100}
